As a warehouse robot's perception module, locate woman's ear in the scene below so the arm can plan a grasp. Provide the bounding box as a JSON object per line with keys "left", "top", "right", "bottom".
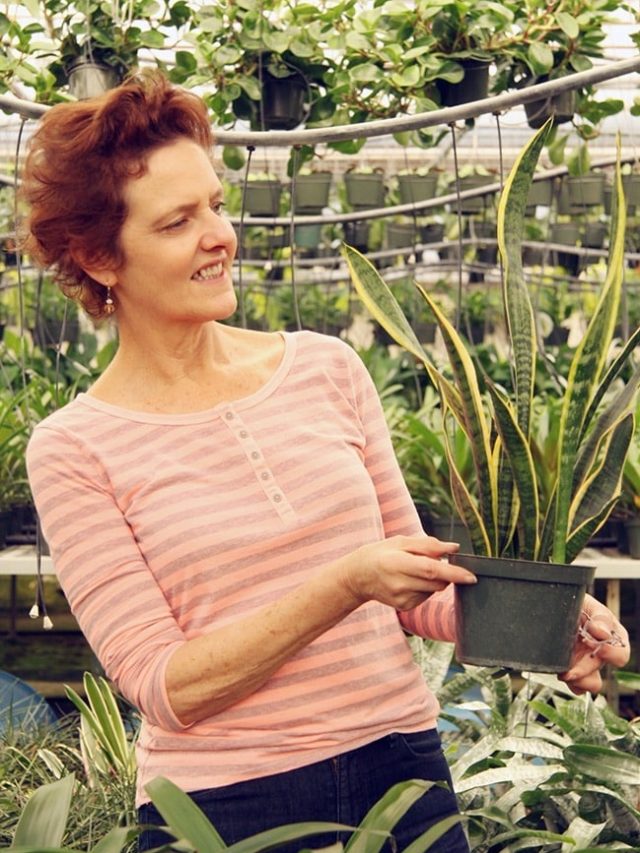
{"left": 71, "top": 249, "right": 118, "bottom": 288}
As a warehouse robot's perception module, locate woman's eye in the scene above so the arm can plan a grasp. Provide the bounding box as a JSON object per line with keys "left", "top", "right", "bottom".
{"left": 164, "top": 218, "right": 187, "bottom": 231}
{"left": 211, "top": 201, "right": 226, "bottom": 215}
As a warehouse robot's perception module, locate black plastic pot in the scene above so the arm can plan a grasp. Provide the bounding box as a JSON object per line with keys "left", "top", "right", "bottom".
{"left": 450, "top": 553, "right": 595, "bottom": 672}
{"left": 67, "top": 59, "right": 120, "bottom": 100}
{"left": 259, "top": 70, "right": 307, "bottom": 131}
{"left": 437, "top": 59, "right": 490, "bottom": 107}
{"left": 524, "top": 87, "right": 575, "bottom": 129}
{"left": 624, "top": 518, "right": 640, "bottom": 559}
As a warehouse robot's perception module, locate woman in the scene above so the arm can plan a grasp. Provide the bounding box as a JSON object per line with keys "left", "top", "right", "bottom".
{"left": 23, "top": 73, "right": 628, "bottom": 852}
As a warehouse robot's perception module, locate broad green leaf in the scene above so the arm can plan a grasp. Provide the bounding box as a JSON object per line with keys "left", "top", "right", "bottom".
{"left": 403, "top": 814, "right": 463, "bottom": 853}
{"left": 344, "top": 779, "right": 433, "bottom": 853}
{"left": 227, "top": 822, "right": 355, "bottom": 853}
{"left": 145, "top": 776, "right": 226, "bottom": 851}
{"left": 564, "top": 744, "right": 640, "bottom": 785}
{"left": 91, "top": 826, "right": 137, "bottom": 853}
{"left": 11, "top": 774, "right": 74, "bottom": 849}
{"left": 454, "top": 762, "right": 566, "bottom": 793}
{"left": 555, "top": 11, "right": 580, "bottom": 37}
{"left": 527, "top": 42, "right": 554, "bottom": 75}
{"left": 222, "top": 145, "right": 246, "bottom": 171}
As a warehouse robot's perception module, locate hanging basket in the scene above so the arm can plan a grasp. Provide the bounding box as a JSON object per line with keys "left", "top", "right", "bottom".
{"left": 385, "top": 221, "right": 419, "bottom": 250}
{"left": 67, "top": 59, "right": 120, "bottom": 100}
{"left": 526, "top": 178, "right": 554, "bottom": 211}
{"left": 449, "top": 175, "right": 495, "bottom": 214}
{"left": 258, "top": 70, "right": 308, "bottom": 131}
{"left": 292, "top": 172, "right": 332, "bottom": 213}
{"left": 451, "top": 553, "right": 595, "bottom": 672}
{"left": 344, "top": 172, "right": 386, "bottom": 210}
{"left": 437, "top": 59, "right": 490, "bottom": 107}
{"left": 243, "top": 180, "right": 283, "bottom": 217}
{"left": 524, "top": 87, "right": 575, "bottom": 129}
{"left": 397, "top": 173, "right": 438, "bottom": 206}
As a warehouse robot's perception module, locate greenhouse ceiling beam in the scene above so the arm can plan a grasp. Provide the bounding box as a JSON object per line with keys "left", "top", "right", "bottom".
{"left": 0, "top": 57, "right": 638, "bottom": 142}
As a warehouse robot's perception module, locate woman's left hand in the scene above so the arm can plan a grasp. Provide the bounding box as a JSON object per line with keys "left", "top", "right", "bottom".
{"left": 559, "top": 593, "right": 630, "bottom": 695}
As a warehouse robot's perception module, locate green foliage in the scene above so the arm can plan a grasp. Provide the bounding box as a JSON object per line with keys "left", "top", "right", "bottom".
{"left": 346, "top": 122, "right": 640, "bottom": 564}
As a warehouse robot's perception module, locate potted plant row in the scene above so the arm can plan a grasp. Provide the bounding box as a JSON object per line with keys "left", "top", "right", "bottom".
{"left": 345, "top": 120, "right": 640, "bottom": 674}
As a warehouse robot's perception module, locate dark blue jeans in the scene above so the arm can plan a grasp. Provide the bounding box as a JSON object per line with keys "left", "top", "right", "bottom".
{"left": 137, "top": 729, "right": 469, "bottom": 852}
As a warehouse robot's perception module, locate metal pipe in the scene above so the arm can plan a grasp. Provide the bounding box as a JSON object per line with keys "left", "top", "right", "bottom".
{"left": 0, "top": 57, "right": 638, "bottom": 145}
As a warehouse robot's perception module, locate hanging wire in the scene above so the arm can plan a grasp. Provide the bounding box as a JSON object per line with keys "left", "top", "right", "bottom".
{"left": 449, "top": 122, "right": 464, "bottom": 334}
{"left": 237, "top": 145, "right": 256, "bottom": 329}
{"left": 288, "top": 145, "right": 302, "bottom": 330}
{"left": 12, "top": 116, "right": 53, "bottom": 629}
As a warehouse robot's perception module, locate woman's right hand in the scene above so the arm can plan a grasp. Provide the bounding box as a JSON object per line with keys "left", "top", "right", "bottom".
{"left": 336, "top": 534, "right": 477, "bottom": 612}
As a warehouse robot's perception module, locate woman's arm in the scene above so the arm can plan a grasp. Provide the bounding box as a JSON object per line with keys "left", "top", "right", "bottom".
{"left": 165, "top": 534, "right": 474, "bottom": 724}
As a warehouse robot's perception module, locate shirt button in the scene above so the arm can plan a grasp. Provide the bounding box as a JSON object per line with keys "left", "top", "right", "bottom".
{"left": 239, "top": 430, "right": 248, "bottom": 439}
{"left": 273, "top": 493, "right": 283, "bottom": 503}
{"left": 251, "top": 451, "right": 260, "bottom": 460}
{"left": 225, "top": 411, "right": 234, "bottom": 420}
{"left": 261, "top": 471, "right": 270, "bottom": 481}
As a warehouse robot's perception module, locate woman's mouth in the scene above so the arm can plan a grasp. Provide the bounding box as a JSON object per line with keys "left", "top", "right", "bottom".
{"left": 192, "top": 262, "right": 224, "bottom": 281}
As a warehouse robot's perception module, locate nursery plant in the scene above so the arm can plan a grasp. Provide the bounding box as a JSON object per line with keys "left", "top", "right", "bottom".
{"left": 345, "top": 120, "right": 640, "bottom": 673}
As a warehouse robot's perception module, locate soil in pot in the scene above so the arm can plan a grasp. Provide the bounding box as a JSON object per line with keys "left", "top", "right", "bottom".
{"left": 450, "top": 553, "right": 595, "bottom": 672}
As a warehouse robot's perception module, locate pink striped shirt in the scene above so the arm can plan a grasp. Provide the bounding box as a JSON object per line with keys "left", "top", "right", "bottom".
{"left": 26, "top": 330, "right": 455, "bottom": 805}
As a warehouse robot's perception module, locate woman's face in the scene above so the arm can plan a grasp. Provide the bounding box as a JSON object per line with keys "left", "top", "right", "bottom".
{"left": 110, "top": 137, "right": 238, "bottom": 326}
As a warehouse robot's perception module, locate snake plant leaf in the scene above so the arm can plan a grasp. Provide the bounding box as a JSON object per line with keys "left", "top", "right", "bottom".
{"left": 568, "top": 413, "right": 634, "bottom": 536}
{"left": 563, "top": 744, "right": 640, "bottom": 785}
{"left": 553, "top": 154, "right": 627, "bottom": 563}
{"left": 416, "top": 285, "right": 497, "bottom": 551}
{"left": 565, "top": 496, "right": 621, "bottom": 565}
{"left": 495, "top": 440, "right": 518, "bottom": 556}
{"left": 145, "top": 775, "right": 227, "bottom": 851}
{"left": 10, "top": 774, "right": 74, "bottom": 849}
{"left": 342, "top": 245, "right": 427, "bottom": 364}
{"left": 487, "top": 384, "right": 540, "bottom": 559}
{"left": 581, "top": 325, "right": 640, "bottom": 438}
{"left": 497, "top": 118, "right": 552, "bottom": 437}
{"left": 573, "top": 362, "right": 640, "bottom": 491}
{"left": 441, "top": 411, "right": 491, "bottom": 555}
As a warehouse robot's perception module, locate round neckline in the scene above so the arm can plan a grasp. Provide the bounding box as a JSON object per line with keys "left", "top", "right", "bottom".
{"left": 75, "top": 331, "right": 296, "bottom": 425}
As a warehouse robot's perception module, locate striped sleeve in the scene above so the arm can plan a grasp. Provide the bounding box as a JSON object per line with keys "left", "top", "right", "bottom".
{"left": 26, "top": 424, "right": 190, "bottom": 731}
{"left": 341, "top": 343, "right": 457, "bottom": 642}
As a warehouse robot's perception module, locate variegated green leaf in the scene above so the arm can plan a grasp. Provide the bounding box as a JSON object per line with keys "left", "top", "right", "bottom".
{"left": 564, "top": 743, "right": 640, "bottom": 785}
{"left": 573, "top": 363, "right": 640, "bottom": 492}
{"left": 487, "top": 384, "right": 540, "bottom": 559}
{"left": 570, "top": 413, "right": 634, "bottom": 533}
{"left": 342, "top": 245, "right": 427, "bottom": 363}
{"left": 497, "top": 119, "right": 552, "bottom": 437}
{"left": 581, "top": 325, "right": 640, "bottom": 435}
{"left": 553, "top": 150, "right": 627, "bottom": 563}
{"left": 417, "top": 285, "right": 497, "bottom": 550}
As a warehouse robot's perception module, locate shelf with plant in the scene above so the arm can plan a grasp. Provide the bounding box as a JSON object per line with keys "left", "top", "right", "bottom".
{"left": 346, "top": 120, "right": 640, "bottom": 673}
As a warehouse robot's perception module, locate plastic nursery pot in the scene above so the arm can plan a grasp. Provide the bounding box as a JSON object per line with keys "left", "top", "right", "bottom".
{"left": 437, "top": 59, "right": 490, "bottom": 107}
{"left": 292, "top": 173, "right": 332, "bottom": 213}
{"left": 67, "top": 59, "right": 120, "bottom": 100}
{"left": 243, "top": 181, "right": 283, "bottom": 217}
{"left": 397, "top": 173, "right": 438, "bottom": 206}
{"left": 344, "top": 172, "right": 386, "bottom": 209}
{"left": 624, "top": 518, "right": 640, "bottom": 559}
{"left": 524, "top": 88, "right": 575, "bottom": 129}
{"left": 450, "top": 553, "right": 595, "bottom": 672}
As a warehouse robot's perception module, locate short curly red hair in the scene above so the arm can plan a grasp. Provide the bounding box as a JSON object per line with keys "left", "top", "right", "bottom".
{"left": 21, "top": 71, "right": 214, "bottom": 320}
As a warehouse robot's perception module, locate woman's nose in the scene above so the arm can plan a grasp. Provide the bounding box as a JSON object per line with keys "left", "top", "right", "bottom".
{"left": 201, "top": 210, "right": 236, "bottom": 251}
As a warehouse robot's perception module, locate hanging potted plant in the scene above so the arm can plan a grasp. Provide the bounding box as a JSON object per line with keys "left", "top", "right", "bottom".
{"left": 396, "top": 170, "right": 439, "bottom": 207}
{"left": 243, "top": 175, "right": 283, "bottom": 218}
{"left": 291, "top": 170, "right": 333, "bottom": 214}
{"left": 345, "top": 121, "right": 640, "bottom": 674}
{"left": 343, "top": 167, "right": 386, "bottom": 210}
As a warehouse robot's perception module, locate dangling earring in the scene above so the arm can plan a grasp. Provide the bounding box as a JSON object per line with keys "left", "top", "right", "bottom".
{"left": 104, "top": 286, "right": 116, "bottom": 315}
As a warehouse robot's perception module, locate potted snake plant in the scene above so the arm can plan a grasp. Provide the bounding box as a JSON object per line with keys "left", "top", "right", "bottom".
{"left": 345, "top": 121, "right": 640, "bottom": 674}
